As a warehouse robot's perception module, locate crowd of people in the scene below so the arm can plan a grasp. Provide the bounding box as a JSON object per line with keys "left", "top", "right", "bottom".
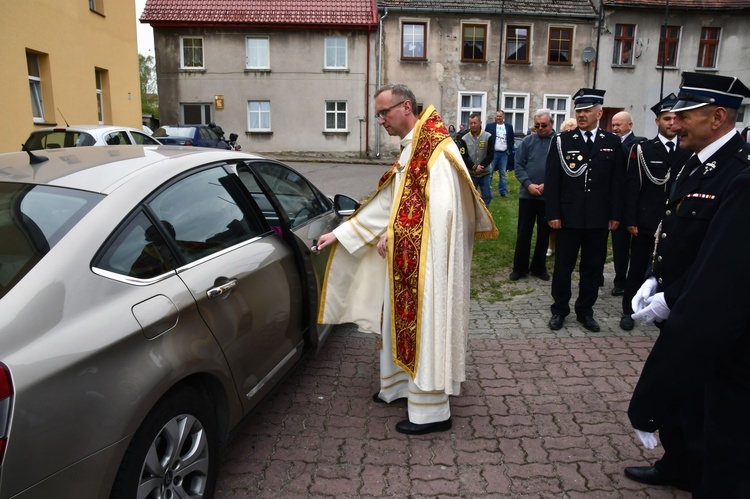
{"left": 314, "top": 73, "right": 750, "bottom": 496}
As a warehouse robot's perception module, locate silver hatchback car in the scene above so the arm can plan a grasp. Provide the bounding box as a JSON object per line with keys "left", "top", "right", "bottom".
{"left": 0, "top": 145, "right": 358, "bottom": 498}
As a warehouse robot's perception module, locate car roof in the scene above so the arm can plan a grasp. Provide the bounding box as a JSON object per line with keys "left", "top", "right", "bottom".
{"left": 30, "top": 125, "right": 146, "bottom": 134}
{"left": 0, "top": 145, "right": 263, "bottom": 194}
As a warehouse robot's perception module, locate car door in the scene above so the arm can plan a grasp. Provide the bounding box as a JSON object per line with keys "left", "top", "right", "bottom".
{"left": 236, "top": 160, "right": 346, "bottom": 345}
{"left": 146, "top": 165, "right": 306, "bottom": 411}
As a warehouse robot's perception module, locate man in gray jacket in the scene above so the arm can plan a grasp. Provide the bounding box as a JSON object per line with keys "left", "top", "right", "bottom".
{"left": 510, "top": 109, "right": 554, "bottom": 281}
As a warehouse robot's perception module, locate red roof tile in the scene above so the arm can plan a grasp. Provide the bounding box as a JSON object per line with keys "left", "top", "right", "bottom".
{"left": 603, "top": 0, "right": 750, "bottom": 9}
{"left": 141, "top": 0, "right": 378, "bottom": 28}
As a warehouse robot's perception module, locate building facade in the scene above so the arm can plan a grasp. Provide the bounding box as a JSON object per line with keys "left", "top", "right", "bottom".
{"left": 1, "top": 0, "right": 143, "bottom": 153}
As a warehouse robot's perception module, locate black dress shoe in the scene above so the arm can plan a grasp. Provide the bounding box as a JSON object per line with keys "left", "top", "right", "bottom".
{"left": 576, "top": 315, "right": 600, "bottom": 332}
{"left": 396, "top": 418, "right": 452, "bottom": 435}
{"left": 624, "top": 466, "right": 691, "bottom": 491}
{"left": 620, "top": 315, "right": 635, "bottom": 331}
{"left": 531, "top": 271, "right": 550, "bottom": 281}
{"left": 611, "top": 286, "right": 625, "bottom": 296}
{"left": 548, "top": 314, "right": 564, "bottom": 330}
{"left": 372, "top": 392, "right": 387, "bottom": 403}
{"left": 509, "top": 271, "right": 526, "bottom": 281}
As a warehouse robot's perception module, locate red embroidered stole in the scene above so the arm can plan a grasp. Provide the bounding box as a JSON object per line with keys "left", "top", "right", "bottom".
{"left": 389, "top": 109, "right": 450, "bottom": 377}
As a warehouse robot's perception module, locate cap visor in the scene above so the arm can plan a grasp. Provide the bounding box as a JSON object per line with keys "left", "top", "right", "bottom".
{"left": 671, "top": 100, "right": 709, "bottom": 112}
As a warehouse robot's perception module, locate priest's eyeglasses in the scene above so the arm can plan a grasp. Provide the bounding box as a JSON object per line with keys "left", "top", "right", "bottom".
{"left": 375, "top": 101, "right": 406, "bottom": 120}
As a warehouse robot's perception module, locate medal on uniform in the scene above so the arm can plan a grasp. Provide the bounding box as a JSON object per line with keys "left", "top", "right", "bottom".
{"left": 570, "top": 162, "right": 576, "bottom": 169}
{"left": 577, "top": 155, "right": 583, "bottom": 161}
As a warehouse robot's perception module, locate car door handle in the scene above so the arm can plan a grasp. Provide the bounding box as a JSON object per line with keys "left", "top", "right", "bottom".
{"left": 207, "top": 279, "right": 237, "bottom": 299}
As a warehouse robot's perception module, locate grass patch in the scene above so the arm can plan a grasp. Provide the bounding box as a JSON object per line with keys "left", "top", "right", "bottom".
{"left": 471, "top": 171, "right": 533, "bottom": 302}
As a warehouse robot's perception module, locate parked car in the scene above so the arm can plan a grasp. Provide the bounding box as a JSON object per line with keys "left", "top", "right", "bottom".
{"left": 22, "top": 125, "right": 161, "bottom": 150}
{"left": 0, "top": 145, "right": 359, "bottom": 498}
{"left": 152, "top": 124, "right": 230, "bottom": 149}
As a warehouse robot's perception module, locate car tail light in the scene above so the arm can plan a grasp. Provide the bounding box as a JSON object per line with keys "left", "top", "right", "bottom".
{"left": 185, "top": 140, "right": 194, "bottom": 146}
{"left": 0, "top": 363, "right": 12, "bottom": 465}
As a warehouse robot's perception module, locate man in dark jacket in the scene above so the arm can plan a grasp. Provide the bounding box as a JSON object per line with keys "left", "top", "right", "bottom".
{"left": 619, "top": 94, "right": 691, "bottom": 331}
{"left": 626, "top": 72, "right": 750, "bottom": 493}
{"left": 485, "top": 110, "right": 515, "bottom": 197}
{"left": 545, "top": 88, "right": 625, "bottom": 332}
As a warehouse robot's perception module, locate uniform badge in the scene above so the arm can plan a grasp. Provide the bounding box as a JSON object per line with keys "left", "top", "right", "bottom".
{"left": 570, "top": 162, "right": 576, "bottom": 169}
{"left": 704, "top": 161, "right": 716, "bottom": 174}
{"left": 577, "top": 155, "right": 583, "bottom": 161}
{"left": 566, "top": 155, "right": 571, "bottom": 160}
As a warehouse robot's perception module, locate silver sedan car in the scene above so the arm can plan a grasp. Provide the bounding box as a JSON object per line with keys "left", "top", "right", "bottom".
{"left": 0, "top": 145, "right": 358, "bottom": 498}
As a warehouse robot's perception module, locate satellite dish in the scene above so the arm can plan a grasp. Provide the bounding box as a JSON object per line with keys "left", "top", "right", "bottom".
{"left": 582, "top": 46, "right": 597, "bottom": 63}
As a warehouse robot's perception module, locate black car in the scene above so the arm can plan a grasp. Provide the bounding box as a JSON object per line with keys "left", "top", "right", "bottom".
{"left": 153, "top": 125, "right": 230, "bottom": 149}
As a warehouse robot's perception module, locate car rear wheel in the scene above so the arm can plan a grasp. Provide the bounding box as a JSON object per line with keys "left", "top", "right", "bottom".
{"left": 110, "top": 387, "right": 219, "bottom": 499}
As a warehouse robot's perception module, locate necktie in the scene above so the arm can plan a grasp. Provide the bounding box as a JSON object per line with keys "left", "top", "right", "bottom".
{"left": 666, "top": 141, "right": 675, "bottom": 155}
{"left": 584, "top": 131, "right": 593, "bottom": 153}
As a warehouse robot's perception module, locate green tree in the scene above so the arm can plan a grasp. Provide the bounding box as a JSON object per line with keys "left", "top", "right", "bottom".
{"left": 139, "top": 54, "right": 159, "bottom": 119}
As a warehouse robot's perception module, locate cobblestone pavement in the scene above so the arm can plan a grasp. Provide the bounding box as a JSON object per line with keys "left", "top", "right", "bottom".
{"left": 216, "top": 261, "right": 690, "bottom": 498}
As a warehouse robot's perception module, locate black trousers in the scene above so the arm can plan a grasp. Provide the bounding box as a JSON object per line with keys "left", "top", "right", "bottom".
{"left": 611, "top": 224, "right": 631, "bottom": 288}
{"left": 550, "top": 227, "right": 608, "bottom": 318}
{"left": 512, "top": 198, "right": 550, "bottom": 275}
{"left": 622, "top": 231, "right": 655, "bottom": 315}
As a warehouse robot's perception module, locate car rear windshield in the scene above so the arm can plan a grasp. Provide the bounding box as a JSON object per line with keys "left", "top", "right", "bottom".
{"left": 154, "top": 127, "right": 195, "bottom": 138}
{"left": 0, "top": 183, "right": 102, "bottom": 299}
{"left": 23, "top": 130, "right": 97, "bottom": 150}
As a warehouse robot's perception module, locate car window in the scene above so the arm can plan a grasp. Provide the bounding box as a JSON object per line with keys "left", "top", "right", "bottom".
{"left": 131, "top": 132, "right": 160, "bottom": 145}
{"left": 105, "top": 132, "right": 131, "bottom": 145}
{"left": 23, "top": 131, "right": 96, "bottom": 150}
{"left": 201, "top": 128, "right": 216, "bottom": 140}
{"left": 251, "top": 162, "right": 331, "bottom": 228}
{"left": 96, "top": 211, "right": 179, "bottom": 279}
{"left": 237, "top": 168, "right": 281, "bottom": 226}
{"left": 147, "top": 167, "right": 266, "bottom": 264}
{"left": 1, "top": 183, "right": 102, "bottom": 298}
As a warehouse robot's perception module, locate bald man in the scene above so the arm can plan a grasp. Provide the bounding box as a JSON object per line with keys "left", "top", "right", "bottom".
{"left": 609, "top": 111, "right": 646, "bottom": 296}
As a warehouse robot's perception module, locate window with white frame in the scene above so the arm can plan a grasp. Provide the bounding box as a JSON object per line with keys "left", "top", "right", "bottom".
{"left": 248, "top": 101, "right": 271, "bottom": 131}
{"left": 544, "top": 94, "right": 571, "bottom": 129}
{"left": 181, "top": 103, "right": 212, "bottom": 125}
{"left": 503, "top": 93, "right": 529, "bottom": 133}
{"left": 27, "top": 52, "right": 44, "bottom": 122}
{"left": 324, "top": 37, "right": 347, "bottom": 69}
{"left": 95, "top": 69, "right": 104, "bottom": 124}
{"left": 325, "top": 101, "right": 347, "bottom": 131}
{"left": 458, "top": 92, "right": 486, "bottom": 128}
{"left": 181, "top": 37, "right": 204, "bottom": 69}
{"left": 402, "top": 22, "right": 427, "bottom": 60}
{"left": 246, "top": 37, "right": 270, "bottom": 69}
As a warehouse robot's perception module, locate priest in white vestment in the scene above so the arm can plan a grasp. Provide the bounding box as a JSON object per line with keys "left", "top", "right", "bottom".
{"left": 315, "top": 83, "right": 497, "bottom": 435}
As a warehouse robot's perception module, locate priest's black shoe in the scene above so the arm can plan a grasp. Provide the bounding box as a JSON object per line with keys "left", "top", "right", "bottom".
{"left": 396, "top": 418, "right": 452, "bottom": 435}
{"left": 611, "top": 286, "right": 625, "bottom": 296}
{"left": 576, "top": 315, "right": 600, "bottom": 332}
{"left": 624, "top": 466, "right": 691, "bottom": 491}
{"left": 548, "top": 314, "right": 564, "bottom": 330}
{"left": 620, "top": 315, "right": 635, "bottom": 331}
{"left": 372, "top": 392, "right": 387, "bottom": 403}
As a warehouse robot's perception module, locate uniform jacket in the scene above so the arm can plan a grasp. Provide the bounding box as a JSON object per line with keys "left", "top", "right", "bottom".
{"left": 620, "top": 132, "right": 646, "bottom": 156}
{"left": 623, "top": 137, "right": 692, "bottom": 233}
{"left": 485, "top": 122, "right": 515, "bottom": 154}
{"left": 514, "top": 132, "right": 554, "bottom": 200}
{"left": 651, "top": 132, "right": 749, "bottom": 308}
{"left": 544, "top": 128, "right": 625, "bottom": 229}
{"left": 629, "top": 135, "right": 750, "bottom": 433}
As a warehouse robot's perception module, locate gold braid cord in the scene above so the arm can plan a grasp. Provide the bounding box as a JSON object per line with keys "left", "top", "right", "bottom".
{"left": 390, "top": 108, "right": 449, "bottom": 377}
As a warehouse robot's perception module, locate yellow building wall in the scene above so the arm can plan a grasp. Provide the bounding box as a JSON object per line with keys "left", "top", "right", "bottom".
{"left": 0, "top": 0, "right": 142, "bottom": 153}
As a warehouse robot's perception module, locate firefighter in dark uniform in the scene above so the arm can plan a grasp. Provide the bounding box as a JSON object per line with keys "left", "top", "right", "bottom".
{"left": 625, "top": 72, "right": 750, "bottom": 493}
{"left": 619, "top": 94, "right": 692, "bottom": 331}
{"left": 545, "top": 88, "right": 625, "bottom": 332}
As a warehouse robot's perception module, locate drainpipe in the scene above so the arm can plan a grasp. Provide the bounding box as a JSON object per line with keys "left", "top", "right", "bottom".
{"left": 496, "top": 0, "right": 506, "bottom": 111}
{"left": 366, "top": 30, "right": 371, "bottom": 157}
{"left": 593, "top": 0, "right": 604, "bottom": 89}
{"left": 659, "top": 0, "right": 670, "bottom": 99}
{"left": 376, "top": 8, "right": 389, "bottom": 158}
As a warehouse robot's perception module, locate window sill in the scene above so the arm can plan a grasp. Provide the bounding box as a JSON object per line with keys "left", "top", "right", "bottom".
{"left": 323, "top": 131, "right": 350, "bottom": 136}
{"left": 655, "top": 66, "right": 680, "bottom": 70}
{"left": 400, "top": 58, "right": 428, "bottom": 63}
{"left": 460, "top": 60, "right": 488, "bottom": 64}
{"left": 247, "top": 130, "right": 272, "bottom": 135}
{"left": 245, "top": 68, "right": 271, "bottom": 73}
{"left": 611, "top": 64, "right": 635, "bottom": 69}
{"left": 504, "top": 60, "right": 530, "bottom": 65}
{"left": 323, "top": 68, "right": 350, "bottom": 73}
{"left": 693, "top": 67, "right": 719, "bottom": 73}
{"left": 180, "top": 68, "right": 206, "bottom": 72}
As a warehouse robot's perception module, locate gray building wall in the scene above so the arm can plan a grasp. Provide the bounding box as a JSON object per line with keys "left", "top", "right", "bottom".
{"left": 154, "top": 27, "right": 375, "bottom": 156}
{"left": 596, "top": 7, "right": 750, "bottom": 138}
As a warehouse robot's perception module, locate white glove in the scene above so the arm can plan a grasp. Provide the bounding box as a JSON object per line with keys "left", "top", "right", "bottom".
{"left": 635, "top": 430, "right": 659, "bottom": 450}
{"left": 631, "top": 292, "right": 670, "bottom": 323}
{"left": 631, "top": 276, "right": 658, "bottom": 313}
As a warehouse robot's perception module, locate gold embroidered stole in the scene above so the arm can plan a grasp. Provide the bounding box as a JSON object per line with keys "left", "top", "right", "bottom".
{"left": 389, "top": 107, "right": 450, "bottom": 377}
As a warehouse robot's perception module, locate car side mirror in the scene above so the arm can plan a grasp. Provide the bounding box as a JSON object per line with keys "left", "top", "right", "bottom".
{"left": 333, "top": 194, "right": 360, "bottom": 217}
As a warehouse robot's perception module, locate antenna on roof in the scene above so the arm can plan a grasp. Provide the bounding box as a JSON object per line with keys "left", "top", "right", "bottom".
{"left": 57, "top": 108, "right": 70, "bottom": 127}
{"left": 21, "top": 144, "right": 49, "bottom": 165}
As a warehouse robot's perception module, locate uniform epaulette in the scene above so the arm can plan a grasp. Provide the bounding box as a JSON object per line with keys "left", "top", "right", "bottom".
{"left": 736, "top": 144, "right": 750, "bottom": 165}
